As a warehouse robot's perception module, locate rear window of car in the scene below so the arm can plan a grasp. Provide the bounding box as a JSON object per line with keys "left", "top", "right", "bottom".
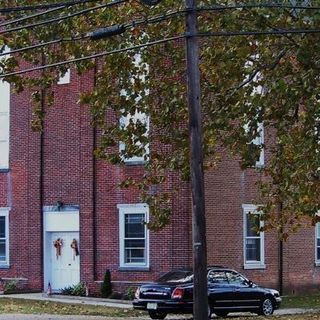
{"left": 157, "top": 270, "right": 194, "bottom": 283}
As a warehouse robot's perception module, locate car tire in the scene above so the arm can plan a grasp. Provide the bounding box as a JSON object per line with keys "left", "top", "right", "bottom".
{"left": 259, "top": 297, "right": 274, "bottom": 316}
{"left": 208, "top": 304, "right": 212, "bottom": 318}
{"left": 214, "top": 310, "right": 229, "bottom": 318}
{"left": 148, "top": 311, "right": 167, "bottom": 319}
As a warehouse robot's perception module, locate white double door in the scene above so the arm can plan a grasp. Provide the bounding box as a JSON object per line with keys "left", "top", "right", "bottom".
{"left": 50, "top": 232, "right": 80, "bottom": 291}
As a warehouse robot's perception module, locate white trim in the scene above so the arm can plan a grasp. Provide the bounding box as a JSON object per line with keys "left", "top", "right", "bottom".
{"left": 43, "top": 208, "right": 80, "bottom": 292}
{"left": 119, "top": 112, "right": 150, "bottom": 164}
{"left": 242, "top": 204, "right": 265, "bottom": 269}
{"left": 0, "top": 208, "right": 10, "bottom": 267}
{"left": 118, "top": 204, "right": 149, "bottom": 269}
{"left": 315, "top": 216, "right": 320, "bottom": 265}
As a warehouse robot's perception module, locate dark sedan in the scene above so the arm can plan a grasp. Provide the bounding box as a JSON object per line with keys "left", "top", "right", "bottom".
{"left": 133, "top": 267, "right": 281, "bottom": 319}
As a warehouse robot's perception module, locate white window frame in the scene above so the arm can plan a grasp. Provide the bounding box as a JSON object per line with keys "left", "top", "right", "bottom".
{"left": 117, "top": 204, "right": 149, "bottom": 269}
{"left": 119, "top": 53, "right": 150, "bottom": 164}
{"left": 244, "top": 121, "right": 264, "bottom": 168}
{"left": 119, "top": 111, "right": 150, "bottom": 164}
{"left": 0, "top": 47, "right": 10, "bottom": 169}
{"left": 243, "top": 204, "right": 265, "bottom": 269}
{"left": 253, "top": 122, "right": 264, "bottom": 167}
{"left": 0, "top": 208, "right": 10, "bottom": 267}
{"left": 315, "top": 211, "right": 320, "bottom": 266}
{"left": 57, "top": 68, "right": 71, "bottom": 85}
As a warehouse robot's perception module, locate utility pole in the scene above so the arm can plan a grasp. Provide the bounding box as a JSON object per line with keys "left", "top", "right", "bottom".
{"left": 185, "top": 0, "right": 208, "bottom": 319}
{"left": 90, "top": 1, "right": 208, "bottom": 317}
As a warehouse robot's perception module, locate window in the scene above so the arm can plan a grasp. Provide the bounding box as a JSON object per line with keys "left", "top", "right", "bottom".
{"left": 119, "top": 53, "right": 149, "bottom": 164}
{"left": 244, "top": 121, "right": 264, "bottom": 167}
{"left": 0, "top": 47, "right": 10, "bottom": 170}
{"left": 119, "top": 111, "right": 149, "bottom": 163}
{"left": 243, "top": 204, "right": 265, "bottom": 269}
{"left": 315, "top": 222, "right": 320, "bottom": 266}
{"left": 0, "top": 208, "right": 9, "bottom": 267}
{"left": 207, "top": 270, "right": 228, "bottom": 284}
{"left": 57, "top": 68, "right": 70, "bottom": 84}
{"left": 118, "top": 204, "right": 149, "bottom": 268}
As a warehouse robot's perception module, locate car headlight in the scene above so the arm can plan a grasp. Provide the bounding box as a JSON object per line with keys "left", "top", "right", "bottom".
{"left": 135, "top": 287, "right": 140, "bottom": 299}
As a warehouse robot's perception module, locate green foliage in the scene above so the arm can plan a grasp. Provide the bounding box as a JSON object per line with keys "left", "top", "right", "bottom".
{"left": 124, "top": 287, "right": 135, "bottom": 300}
{"left": 3, "top": 280, "right": 18, "bottom": 293}
{"left": 100, "top": 269, "right": 112, "bottom": 298}
{"left": 61, "top": 282, "right": 86, "bottom": 296}
{"left": 1, "top": 0, "right": 320, "bottom": 235}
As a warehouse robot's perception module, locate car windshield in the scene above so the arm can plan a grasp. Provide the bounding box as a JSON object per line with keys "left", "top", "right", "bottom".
{"left": 157, "top": 270, "right": 194, "bottom": 283}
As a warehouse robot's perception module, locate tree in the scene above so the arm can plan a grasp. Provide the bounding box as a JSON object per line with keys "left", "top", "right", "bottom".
{"left": 1, "top": 0, "right": 320, "bottom": 316}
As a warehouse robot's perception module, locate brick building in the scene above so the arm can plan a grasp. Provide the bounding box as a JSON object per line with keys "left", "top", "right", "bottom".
{"left": 0, "top": 67, "right": 319, "bottom": 295}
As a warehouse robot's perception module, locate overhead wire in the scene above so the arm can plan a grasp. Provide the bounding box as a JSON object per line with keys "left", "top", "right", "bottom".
{"left": 0, "top": 35, "right": 87, "bottom": 58}
{"left": 1, "top": 3, "right": 319, "bottom": 36}
{"left": 0, "top": 35, "right": 186, "bottom": 78}
{"left": 0, "top": 8, "right": 186, "bottom": 58}
{"left": 0, "top": 7, "right": 66, "bottom": 28}
{"left": 2, "top": 27, "right": 320, "bottom": 78}
{"left": 0, "top": 0, "right": 127, "bottom": 35}
{"left": 0, "top": 0, "right": 117, "bottom": 13}
{"left": 1, "top": 3, "right": 320, "bottom": 59}
{"left": 0, "top": 2, "right": 319, "bottom": 14}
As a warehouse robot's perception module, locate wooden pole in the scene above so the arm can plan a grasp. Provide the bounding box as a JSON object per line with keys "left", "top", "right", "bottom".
{"left": 185, "top": 0, "right": 208, "bottom": 319}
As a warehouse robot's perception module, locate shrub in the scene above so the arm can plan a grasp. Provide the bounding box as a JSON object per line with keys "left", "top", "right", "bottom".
{"left": 61, "top": 282, "right": 86, "bottom": 296}
{"left": 100, "top": 269, "right": 112, "bottom": 298}
{"left": 123, "top": 287, "right": 135, "bottom": 300}
{"left": 4, "top": 280, "right": 18, "bottom": 293}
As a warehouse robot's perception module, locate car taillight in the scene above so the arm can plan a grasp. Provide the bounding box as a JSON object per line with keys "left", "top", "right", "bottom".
{"left": 172, "top": 287, "right": 184, "bottom": 299}
{"left": 134, "top": 287, "right": 140, "bottom": 299}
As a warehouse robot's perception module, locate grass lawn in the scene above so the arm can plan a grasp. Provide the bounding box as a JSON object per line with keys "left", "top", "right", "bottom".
{"left": 0, "top": 298, "right": 143, "bottom": 317}
{"left": 281, "top": 294, "right": 320, "bottom": 309}
{"left": 0, "top": 294, "right": 320, "bottom": 318}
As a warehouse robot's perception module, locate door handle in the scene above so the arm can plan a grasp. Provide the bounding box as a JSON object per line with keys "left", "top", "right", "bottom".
{"left": 234, "top": 288, "right": 241, "bottom": 292}
{"left": 68, "top": 264, "right": 71, "bottom": 266}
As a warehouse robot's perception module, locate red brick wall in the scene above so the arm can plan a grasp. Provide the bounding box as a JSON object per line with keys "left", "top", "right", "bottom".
{"left": 1, "top": 68, "right": 318, "bottom": 295}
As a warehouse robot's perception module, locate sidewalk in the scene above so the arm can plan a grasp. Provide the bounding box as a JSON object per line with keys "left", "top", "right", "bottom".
{"left": 0, "top": 293, "right": 318, "bottom": 316}
{"left": 0, "top": 292, "right": 132, "bottom": 309}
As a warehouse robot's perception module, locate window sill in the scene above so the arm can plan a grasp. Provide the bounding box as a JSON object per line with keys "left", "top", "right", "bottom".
{"left": 315, "top": 262, "right": 320, "bottom": 267}
{"left": 244, "top": 264, "right": 266, "bottom": 270}
{"left": 0, "top": 265, "right": 10, "bottom": 269}
{"left": 124, "top": 160, "right": 146, "bottom": 166}
{"left": 119, "top": 266, "right": 150, "bottom": 272}
{"left": 0, "top": 168, "right": 10, "bottom": 173}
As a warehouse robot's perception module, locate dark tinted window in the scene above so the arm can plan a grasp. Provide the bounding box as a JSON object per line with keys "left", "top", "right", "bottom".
{"left": 208, "top": 270, "right": 228, "bottom": 284}
{"left": 157, "top": 270, "right": 193, "bottom": 283}
{"left": 226, "top": 271, "right": 247, "bottom": 285}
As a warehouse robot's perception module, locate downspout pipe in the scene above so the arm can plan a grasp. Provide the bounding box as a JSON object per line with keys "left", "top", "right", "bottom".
{"left": 92, "top": 61, "right": 98, "bottom": 281}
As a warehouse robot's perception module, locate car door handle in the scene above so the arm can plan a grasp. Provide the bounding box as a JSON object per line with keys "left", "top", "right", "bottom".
{"left": 234, "top": 288, "right": 241, "bottom": 292}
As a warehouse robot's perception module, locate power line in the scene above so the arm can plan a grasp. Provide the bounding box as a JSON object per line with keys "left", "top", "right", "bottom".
{"left": 0, "top": 7, "right": 66, "bottom": 28}
{"left": 196, "top": 3, "right": 320, "bottom": 12}
{"left": 0, "top": 0, "right": 114, "bottom": 13}
{"left": 0, "top": 35, "right": 185, "bottom": 78}
{"left": 2, "top": 26, "right": 320, "bottom": 78}
{"left": 197, "top": 28, "right": 320, "bottom": 38}
{"left": 0, "top": 9, "right": 185, "bottom": 58}
{"left": 1, "top": 1, "right": 319, "bottom": 14}
{"left": 0, "top": 0, "right": 126, "bottom": 35}
{"left": 0, "top": 35, "right": 87, "bottom": 58}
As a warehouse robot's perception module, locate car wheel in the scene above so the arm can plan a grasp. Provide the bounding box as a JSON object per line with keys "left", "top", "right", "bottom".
{"left": 208, "top": 304, "right": 212, "bottom": 318}
{"left": 214, "top": 310, "right": 229, "bottom": 318}
{"left": 259, "top": 297, "right": 274, "bottom": 316}
{"left": 148, "top": 311, "right": 167, "bottom": 319}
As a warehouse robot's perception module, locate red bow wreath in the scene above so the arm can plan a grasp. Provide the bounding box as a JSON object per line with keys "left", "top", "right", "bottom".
{"left": 70, "top": 238, "right": 79, "bottom": 260}
{"left": 53, "top": 238, "right": 63, "bottom": 259}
